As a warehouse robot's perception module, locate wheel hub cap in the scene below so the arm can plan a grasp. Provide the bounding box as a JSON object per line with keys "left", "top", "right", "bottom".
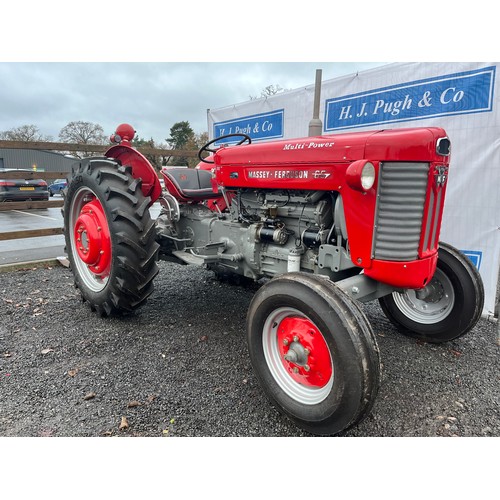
{"left": 393, "top": 267, "right": 455, "bottom": 324}
{"left": 277, "top": 317, "right": 332, "bottom": 388}
{"left": 73, "top": 199, "right": 111, "bottom": 278}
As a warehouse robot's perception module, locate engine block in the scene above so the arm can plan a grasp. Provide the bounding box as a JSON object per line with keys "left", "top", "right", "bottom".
{"left": 156, "top": 188, "right": 356, "bottom": 281}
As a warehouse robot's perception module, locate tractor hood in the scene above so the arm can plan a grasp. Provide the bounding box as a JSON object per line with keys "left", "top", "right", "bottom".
{"left": 214, "top": 127, "right": 449, "bottom": 167}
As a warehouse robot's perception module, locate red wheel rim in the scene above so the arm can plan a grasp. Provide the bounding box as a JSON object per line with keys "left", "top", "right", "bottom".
{"left": 277, "top": 316, "right": 333, "bottom": 388}
{"left": 73, "top": 198, "right": 112, "bottom": 278}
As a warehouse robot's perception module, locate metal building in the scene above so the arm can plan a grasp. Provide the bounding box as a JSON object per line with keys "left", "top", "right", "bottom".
{"left": 0, "top": 149, "right": 77, "bottom": 172}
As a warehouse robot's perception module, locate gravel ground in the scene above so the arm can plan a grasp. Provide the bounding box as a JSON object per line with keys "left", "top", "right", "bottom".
{"left": 0, "top": 260, "right": 499, "bottom": 438}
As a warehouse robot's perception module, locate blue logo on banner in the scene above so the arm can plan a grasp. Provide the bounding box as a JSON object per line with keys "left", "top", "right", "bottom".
{"left": 214, "top": 109, "right": 284, "bottom": 144}
{"left": 325, "top": 66, "right": 496, "bottom": 131}
{"left": 461, "top": 250, "right": 483, "bottom": 270}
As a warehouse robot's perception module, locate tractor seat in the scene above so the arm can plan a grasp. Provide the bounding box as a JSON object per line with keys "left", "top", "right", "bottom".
{"left": 162, "top": 168, "right": 222, "bottom": 201}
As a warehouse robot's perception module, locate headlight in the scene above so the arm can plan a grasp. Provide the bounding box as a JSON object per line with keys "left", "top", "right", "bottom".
{"left": 346, "top": 160, "right": 376, "bottom": 192}
{"left": 360, "top": 162, "right": 375, "bottom": 190}
{"left": 436, "top": 137, "right": 451, "bottom": 156}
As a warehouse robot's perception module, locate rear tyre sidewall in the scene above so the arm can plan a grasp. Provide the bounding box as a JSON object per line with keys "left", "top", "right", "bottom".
{"left": 64, "top": 158, "right": 159, "bottom": 316}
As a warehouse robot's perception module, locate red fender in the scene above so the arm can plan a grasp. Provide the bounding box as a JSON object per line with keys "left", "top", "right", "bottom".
{"left": 105, "top": 123, "right": 162, "bottom": 204}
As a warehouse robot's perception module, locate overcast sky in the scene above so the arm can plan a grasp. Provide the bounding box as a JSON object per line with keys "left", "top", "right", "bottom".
{"left": 0, "top": 62, "right": 388, "bottom": 144}
{"left": 0, "top": 2, "right": 491, "bottom": 147}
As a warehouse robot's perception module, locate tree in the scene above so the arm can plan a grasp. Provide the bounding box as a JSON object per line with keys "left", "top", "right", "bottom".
{"left": 58, "top": 121, "right": 108, "bottom": 158}
{"left": 59, "top": 121, "right": 107, "bottom": 145}
{"left": 165, "top": 121, "right": 195, "bottom": 166}
{"left": 0, "top": 124, "right": 52, "bottom": 142}
{"left": 184, "top": 131, "right": 209, "bottom": 168}
{"left": 249, "top": 84, "right": 288, "bottom": 100}
{"left": 166, "top": 121, "right": 194, "bottom": 149}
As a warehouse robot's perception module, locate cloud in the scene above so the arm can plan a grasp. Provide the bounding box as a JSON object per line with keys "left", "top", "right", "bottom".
{"left": 0, "top": 62, "right": 386, "bottom": 142}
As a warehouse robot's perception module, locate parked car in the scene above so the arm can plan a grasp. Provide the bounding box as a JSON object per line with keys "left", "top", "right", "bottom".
{"left": 0, "top": 168, "right": 49, "bottom": 202}
{"left": 48, "top": 178, "right": 68, "bottom": 196}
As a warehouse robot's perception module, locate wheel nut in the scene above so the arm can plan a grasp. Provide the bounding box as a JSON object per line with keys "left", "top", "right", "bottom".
{"left": 293, "top": 336, "right": 299, "bottom": 342}
{"left": 283, "top": 339, "right": 289, "bottom": 346}
{"left": 293, "top": 367, "right": 299, "bottom": 374}
{"left": 304, "top": 365, "right": 311, "bottom": 372}
{"left": 304, "top": 348, "right": 310, "bottom": 356}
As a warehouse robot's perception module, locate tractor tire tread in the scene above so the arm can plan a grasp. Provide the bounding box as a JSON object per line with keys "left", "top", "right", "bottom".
{"left": 64, "top": 158, "right": 159, "bottom": 317}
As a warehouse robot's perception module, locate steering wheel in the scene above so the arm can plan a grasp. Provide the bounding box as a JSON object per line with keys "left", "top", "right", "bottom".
{"left": 198, "top": 133, "right": 252, "bottom": 164}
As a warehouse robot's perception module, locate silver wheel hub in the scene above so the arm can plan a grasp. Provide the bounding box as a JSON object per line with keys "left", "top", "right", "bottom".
{"left": 392, "top": 268, "right": 454, "bottom": 324}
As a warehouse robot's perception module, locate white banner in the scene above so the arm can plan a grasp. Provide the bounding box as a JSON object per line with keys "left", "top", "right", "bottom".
{"left": 208, "top": 62, "right": 500, "bottom": 317}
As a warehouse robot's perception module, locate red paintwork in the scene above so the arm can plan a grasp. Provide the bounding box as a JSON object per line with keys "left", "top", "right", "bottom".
{"left": 364, "top": 253, "right": 439, "bottom": 289}
{"left": 210, "top": 127, "right": 449, "bottom": 289}
{"left": 105, "top": 124, "right": 162, "bottom": 204}
{"left": 112, "top": 123, "right": 135, "bottom": 142}
{"left": 112, "top": 122, "right": 450, "bottom": 290}
{"left": 213, "top": 128, "right": 447, "bottom": 188}
{"left": 74, "top": 198, "right": 112, "bottom": 278}
{"left": 345, "top": 159, "right": 374, "bottom": 191}
{"left": 194, "top": 157, "right": 231, "bottom": 210}
{"left": 419, "top": 164, "right": 449, "bottom": 258}
{"left": 277, "top": 316, "right": 332, "bottom": 388}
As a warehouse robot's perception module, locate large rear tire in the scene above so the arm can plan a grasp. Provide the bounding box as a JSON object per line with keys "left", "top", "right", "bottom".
{"left": 63, "top": 158, "right": 159, "bottom": 317}
{"left": 379, "top": 242, "right": 484, "bottom": 343}
{"left": 246, "top": 273, "right": 381, "bottom": 436}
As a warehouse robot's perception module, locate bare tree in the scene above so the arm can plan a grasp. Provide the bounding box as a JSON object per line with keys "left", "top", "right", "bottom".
{"left": 0, "top": 124, "right": 52, "bottom": 141}
{"left": 249, "top": 84, "right": 288, "bottom": 100}
{"left": 59, "top": 121, "right": 108, "bottom": 158}
{"left": 59, "top": 121, "right": 107, "bottom": 145}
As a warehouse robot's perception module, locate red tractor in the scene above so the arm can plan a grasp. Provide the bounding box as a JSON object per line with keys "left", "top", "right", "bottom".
{"left": 63, "top": 123, "right": 484, "bottom": 436}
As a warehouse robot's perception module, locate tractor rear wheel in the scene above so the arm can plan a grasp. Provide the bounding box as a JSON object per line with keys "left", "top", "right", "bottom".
{"left": 63, "top": 158, "right": 159, "bottom": 317}
{"left": 379, "top": 242, "right": 484, "bottom": 343}
{"left": 246, "top": 273, "right": 380, "bottom": 436}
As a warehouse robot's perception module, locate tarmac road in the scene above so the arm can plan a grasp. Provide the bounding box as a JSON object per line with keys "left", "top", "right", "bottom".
{"left": 0, "top": 205, "right": 65, "bottom": 265}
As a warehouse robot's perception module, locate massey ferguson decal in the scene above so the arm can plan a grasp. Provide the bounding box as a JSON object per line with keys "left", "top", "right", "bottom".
{"left": 312, "top": 170, "right": 331, "bottom": 179}
{"left": 247, "top": 168, "right": 333, "bottom": 181}
{"left": 248, "top": 169, "right": 310, "bottom": 179}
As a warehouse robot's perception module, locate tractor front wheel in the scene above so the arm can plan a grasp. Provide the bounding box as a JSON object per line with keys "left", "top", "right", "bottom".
{"left": 379, "top": 242, "right": 484, "bottom": 343}
{"left": 246, "top": 273, "right": 381, "bottom": 436}
{"left": 63, "top": 158, "right": 159, "bottom": 316}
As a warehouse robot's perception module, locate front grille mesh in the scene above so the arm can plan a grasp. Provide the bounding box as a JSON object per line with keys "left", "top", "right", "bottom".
{"left": 372, "top": 162, "right": 429, "bottom": 261}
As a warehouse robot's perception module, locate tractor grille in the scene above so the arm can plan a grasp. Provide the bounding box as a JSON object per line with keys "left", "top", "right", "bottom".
{"left": 372, "top": 162, "right": 429, "bottom": 261}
